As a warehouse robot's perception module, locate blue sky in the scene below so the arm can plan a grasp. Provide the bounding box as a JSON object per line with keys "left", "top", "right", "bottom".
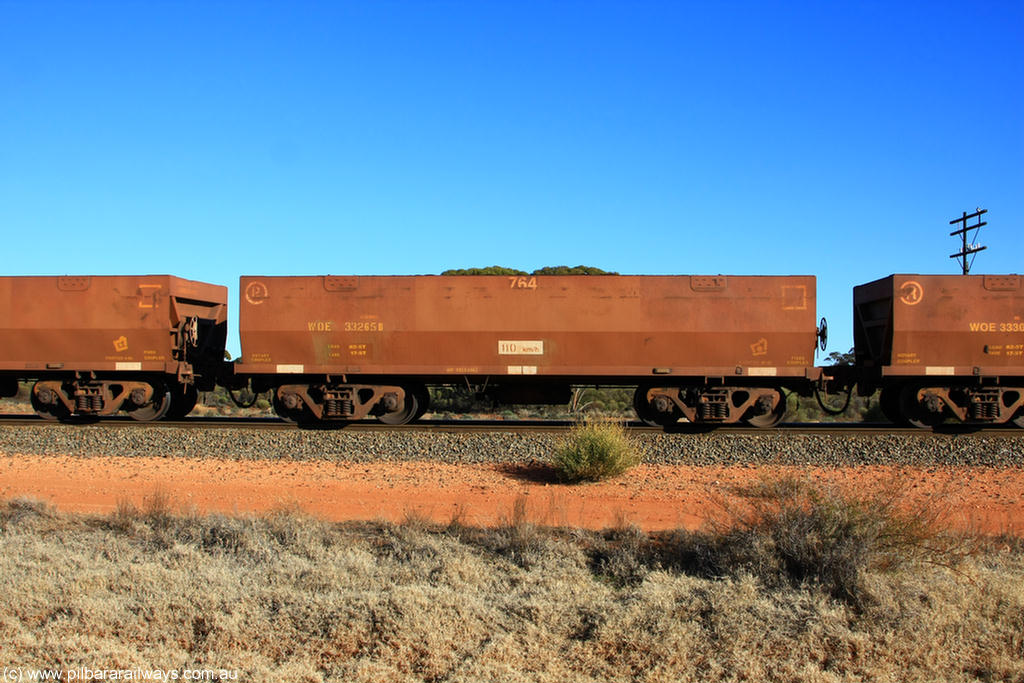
{"left": 2, "top": 1, "right": 1021, "bottom": 356}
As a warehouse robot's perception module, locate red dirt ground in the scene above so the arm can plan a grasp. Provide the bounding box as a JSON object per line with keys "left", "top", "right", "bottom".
{"left": 1, "top": 454, "right": 1022, "bottom": 535}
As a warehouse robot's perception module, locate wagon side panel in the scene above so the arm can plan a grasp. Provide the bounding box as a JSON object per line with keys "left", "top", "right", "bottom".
{"left": 237, "top": 274, "right": 819, "bottom": 381}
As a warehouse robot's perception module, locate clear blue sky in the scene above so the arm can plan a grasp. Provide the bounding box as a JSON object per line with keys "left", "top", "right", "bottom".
{"left": 2, "top": 1, "right": 1021, "bottom": 357}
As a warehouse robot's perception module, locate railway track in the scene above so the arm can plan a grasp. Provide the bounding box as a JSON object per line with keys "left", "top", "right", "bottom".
{"left": 0, "top": 413, "right": 1021, "bottom": 437}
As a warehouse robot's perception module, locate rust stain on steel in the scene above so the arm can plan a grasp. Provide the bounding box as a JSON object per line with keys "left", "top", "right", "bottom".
{"left": 854, "top": 273, "right": 1024, "bottom": 375}
{"left": 238, "top": 274, "right": 820, "bottom": 380}
{"left": 0, "top": 275, "right": 228, "bottom": 375}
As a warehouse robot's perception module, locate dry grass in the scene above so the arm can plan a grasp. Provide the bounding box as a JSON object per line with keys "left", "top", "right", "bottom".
{"left": 680, "top": 474, "right": 980, "bottom": 607}
{"left": 1, "top": 488, "right": 1022, "bottom": 682}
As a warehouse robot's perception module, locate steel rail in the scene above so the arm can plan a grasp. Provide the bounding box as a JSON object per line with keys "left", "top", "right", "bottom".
{"left": 0, "top": 413, "right": 1021, "bottom": 437}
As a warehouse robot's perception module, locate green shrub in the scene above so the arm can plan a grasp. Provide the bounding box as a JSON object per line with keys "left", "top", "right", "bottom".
{"left": 550, "top": 421, "right": 642, "bottom": 483}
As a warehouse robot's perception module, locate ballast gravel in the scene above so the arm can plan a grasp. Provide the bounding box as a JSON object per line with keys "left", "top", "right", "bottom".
{"left": 0, "top": 423, "right": 1021, "bottom": 467}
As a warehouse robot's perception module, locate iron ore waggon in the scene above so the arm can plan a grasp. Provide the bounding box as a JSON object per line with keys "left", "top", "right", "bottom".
{"left": 3, "top": 270, "right": 1022, "bottom": 430}
{"left": 0, "top": 275, "right": 227, "bottom": 420}
{"left": 851, "top": 273, "right": 1024, "bottom": 427}
{"left": 234, "top": 274, "right": 826, "bottom": 427}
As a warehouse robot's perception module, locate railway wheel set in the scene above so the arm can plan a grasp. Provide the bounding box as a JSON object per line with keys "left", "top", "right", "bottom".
{"left": 2, "top": 272, "right": 1022, "bottom": 429}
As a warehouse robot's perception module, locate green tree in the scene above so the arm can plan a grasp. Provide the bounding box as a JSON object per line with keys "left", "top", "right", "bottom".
{"left": 441, "top": 266, "right": 528, "bottom": 276}
{"left": 826, "top": 348, "right": 855, "bottom": 366}
{"left": 442, "top": 265, "right": 617, "bottom": 276}
{"left": 531, "top": 265, "right": 618, "bottom": 275}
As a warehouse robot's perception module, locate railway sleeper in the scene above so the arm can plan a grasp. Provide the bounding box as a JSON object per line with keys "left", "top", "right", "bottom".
{"left": 274, "top": 383, "right": 417, "bottom": 424}
{"left": 638, "top": 385, "right": 787, "bottom": 428}
{"left": 30, "top": 379, "right": 173, "bottom": 421}
{"left": 901, "top": 385, "right": 1024, "bottom": 427}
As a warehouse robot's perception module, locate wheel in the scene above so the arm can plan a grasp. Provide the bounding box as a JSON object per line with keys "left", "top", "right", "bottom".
{"left": 633, "top": 386, "right": 659, "bottom": 426}
{"left": 743, "top": 389, "right": 787, "bottom": 428}
{"left": 127, "top": 385, "right": 172, "bottom": 422}
{"left": 165, "top": 385, "right": 199, "bottom": 420}
{"left": 273, "top": 393, "right": 301, "bottom": 423}
{"left": 899, "top": 385, "right": 944, "bottom": 429}
{"left": 1012, "top": 410, "right": 1024, "bottom": 429}
{"left": 879, "top": 387, "right": 909, "bottom": 425}
{"left": 31, "top": 383, "right": 69, "bottom": 421}
{"left": 632, "top": 385, "right": 677, "bottom": 427}
{"left": 412, "top": 385, "right": 431, "bottom": 420}
{"left": 378, "top": 387, "right": 421, "bottom": 425}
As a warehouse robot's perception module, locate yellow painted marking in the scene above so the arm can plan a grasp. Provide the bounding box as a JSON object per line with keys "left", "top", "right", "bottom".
{"left": 750, "top": 338, "right": 768, "bottom": 357}
{"left": 343, "top": 321, "right": 384, "bottom": 332}
{"left": 112, "top": 336, "right": 129, "bottom": 352}
{"left": 138, "top": 284, "right": 162, "bottom": 308}
{"left": 970, "top": 321, "right": 1024, "bottom": 332}
{"left": 508, "top": 276, "right": 538, "bottom": 290}
{"left": 781, "top": 285, "right": 807, "bottom": 311}
{"left": 245, "top": 281, "right": 269, "bottom": 305}
{"left": 898, "top": 281, "right": 923, "bottom": 306}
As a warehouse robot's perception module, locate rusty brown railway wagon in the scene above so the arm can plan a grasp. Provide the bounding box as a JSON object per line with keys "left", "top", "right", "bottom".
{"left": 236, "top": 274, "right": 826, "bottom": 426}
{"left": 0, "top": 275, "right": 227, "bottom": 420}
{"left": 853, "top": 274, "right": 1024, "bottom": 427}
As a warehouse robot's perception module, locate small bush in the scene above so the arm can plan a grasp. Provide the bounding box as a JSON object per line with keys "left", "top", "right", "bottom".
{"left": 693, "top": 476, "right": 971, "bottom": 606}
{"left": 0, "top": 497, "right": 53, "bottom": 528}
{"left": 550, "top": 421, "right": 642, "bottom": 483}
{"left": 495, "top": 495, "right": 544, "bottom": 567}
{"left": 590, "top": 523, "right": 648, "bottom": 587}
{"left": 142, "top": 488, "right": 176, "bottom": 529}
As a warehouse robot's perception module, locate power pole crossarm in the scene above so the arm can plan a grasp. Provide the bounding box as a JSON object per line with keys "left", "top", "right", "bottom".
{"left": 949, "top": 208, "right": 987, "bottom": 275}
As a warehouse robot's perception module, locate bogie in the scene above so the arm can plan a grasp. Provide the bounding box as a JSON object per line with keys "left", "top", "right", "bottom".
{"left": 27, "top": 379, "right": 174, "bottom": 422}
{"left": 892, "top": 383, "right": 1024, "bottom": 429}
{"left": 632, "top": 385, "right": 788, "bottom": 428}
{"left": 271, "top": 382, "right": 426, "bottom": 425}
